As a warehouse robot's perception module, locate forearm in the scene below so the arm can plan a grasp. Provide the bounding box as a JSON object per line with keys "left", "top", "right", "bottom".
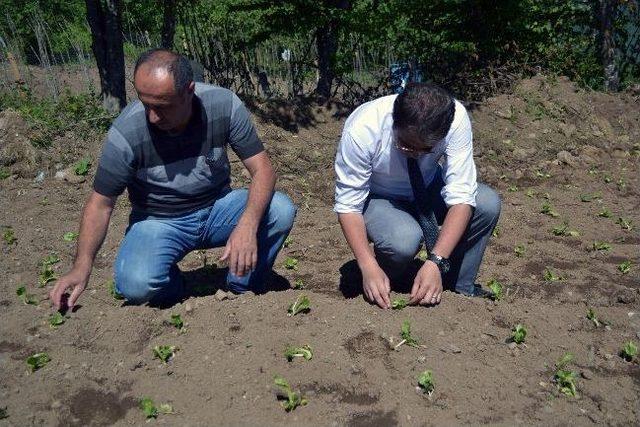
{"left": 432, "top": 204, "right": 472, "bottom": 258}
{"left": 338, "top": 213, "right": 377, "bottom": 270}
{"left": 239, "top": 162, "right": 276, "bottom": 231}
{"left": 73, "top": 191, "right": 115, "bottom": 275}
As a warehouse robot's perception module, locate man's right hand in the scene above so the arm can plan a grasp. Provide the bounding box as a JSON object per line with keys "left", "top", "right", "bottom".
{"left": 361, "top": 261, "right": 391, "bottom": 309}
{"left": 49, "top": 268, "right": 90, "bottom": 310}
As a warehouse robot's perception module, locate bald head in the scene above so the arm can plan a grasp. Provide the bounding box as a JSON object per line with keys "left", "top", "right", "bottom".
{"left": 134, "top": 49, "right": 194, "bottom": 94}
{"left": 133, "top": 49, "right": 196, "bottom": 133}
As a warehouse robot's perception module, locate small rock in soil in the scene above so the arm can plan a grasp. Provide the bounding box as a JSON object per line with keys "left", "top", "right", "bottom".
{"left": 214, "top": 289, "right": 228, "bottom": 301}
{"left": 581, "top": 370, "right": 594, "bottom": 380}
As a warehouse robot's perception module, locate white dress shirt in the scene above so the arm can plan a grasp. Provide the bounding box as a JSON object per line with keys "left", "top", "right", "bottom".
{"left": 334, "top": 94, "right": 477, "bottom": 214}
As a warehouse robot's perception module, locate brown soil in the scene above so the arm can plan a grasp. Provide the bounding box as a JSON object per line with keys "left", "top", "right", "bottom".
{"left": 1, "top": 75, "right": 639, "bottom": 426}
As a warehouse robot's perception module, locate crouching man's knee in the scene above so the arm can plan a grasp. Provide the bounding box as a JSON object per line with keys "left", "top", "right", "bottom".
{"left": 268, "top": 191, "right": 297, "bottom": 235}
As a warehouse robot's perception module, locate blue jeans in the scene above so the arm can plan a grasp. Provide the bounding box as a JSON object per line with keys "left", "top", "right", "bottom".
{"left": 114, "top": 189, "right": 296, "bottom": 305}
{"left": 363, "top": 176, "right": 501, "bottom": 295}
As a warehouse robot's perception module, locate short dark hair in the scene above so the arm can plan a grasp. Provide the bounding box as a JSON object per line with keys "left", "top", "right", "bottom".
{"left": 134, "top": 48, "right": 194, "bottom": 93}
{"left": 392, "top": 83, "right": 455, "bottom": 147}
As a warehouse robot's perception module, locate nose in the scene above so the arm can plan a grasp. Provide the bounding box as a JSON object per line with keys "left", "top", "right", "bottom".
{"left": 148, "top": 108, "right": 162, "bottom": 124}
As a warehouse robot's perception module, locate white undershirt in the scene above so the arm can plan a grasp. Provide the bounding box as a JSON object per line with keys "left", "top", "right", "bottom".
{"left": 334, "top": 94, "right": 477, "bottom": 214}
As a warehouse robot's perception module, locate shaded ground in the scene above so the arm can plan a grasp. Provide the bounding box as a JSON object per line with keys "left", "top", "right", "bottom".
{"left": 1, "top": 75, "right": 639, "bottom": 426}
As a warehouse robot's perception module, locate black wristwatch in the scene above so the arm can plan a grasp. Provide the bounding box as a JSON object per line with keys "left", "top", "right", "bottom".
{"left": 427, "top": 253, "right": 450, "bottom": 275}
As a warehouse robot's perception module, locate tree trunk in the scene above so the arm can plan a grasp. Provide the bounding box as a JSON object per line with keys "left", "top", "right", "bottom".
{"left": 85, "top": 0, "right": 126, "bottom": 112}
{"left": 599, "top": 0, "right": 619, "bottom": 91}
{"left": 314, "top": 0, "right": 350, "bottom": 99}
{"left": 161, "top": 0, "right": 177, "bottom": 49}
{"left": 315, "top": 22, "right": 337, "bottom": 99}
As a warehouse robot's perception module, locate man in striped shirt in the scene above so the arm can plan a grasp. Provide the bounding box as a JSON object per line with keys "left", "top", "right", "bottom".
{"left": 50, "top": 49, "right": 296, "bottom": 309}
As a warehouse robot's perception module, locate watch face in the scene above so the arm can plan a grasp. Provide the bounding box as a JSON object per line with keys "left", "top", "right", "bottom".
{"left": 440, "top": 259, "right": 450, "bottom": 274}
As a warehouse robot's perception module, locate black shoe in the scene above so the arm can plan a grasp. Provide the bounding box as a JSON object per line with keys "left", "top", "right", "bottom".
{"left": 457, "top": 284, "right": 492, "bottom": 298}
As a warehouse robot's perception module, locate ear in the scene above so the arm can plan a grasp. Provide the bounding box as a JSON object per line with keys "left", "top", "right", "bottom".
{"left": 186, "top": 81, "right": 195, "bottom": 95}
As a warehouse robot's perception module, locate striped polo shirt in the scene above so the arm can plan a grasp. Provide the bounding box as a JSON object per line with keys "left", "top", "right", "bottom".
{"left": 93, "top": 83, "right": 263, "bottom": 216}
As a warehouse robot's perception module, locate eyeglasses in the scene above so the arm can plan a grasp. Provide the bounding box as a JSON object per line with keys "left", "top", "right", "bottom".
{"left": 394, "top": 139, "right": 433, "bottom": 157}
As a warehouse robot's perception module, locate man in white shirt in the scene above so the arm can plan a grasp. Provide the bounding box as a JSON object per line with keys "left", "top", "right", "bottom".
{"left": 334, "top": 83, "right": 500, "bottom": 309}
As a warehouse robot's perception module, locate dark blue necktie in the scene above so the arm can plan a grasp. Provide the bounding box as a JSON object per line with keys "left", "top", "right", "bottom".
{"left": 407, "top": 157, "right": 439, "bottom": 251}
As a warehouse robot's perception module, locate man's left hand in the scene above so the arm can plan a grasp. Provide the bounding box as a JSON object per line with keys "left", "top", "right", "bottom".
{"left": 220, "top": 223, "right": 258, "bottom": 277}
{"left": 409, "top": 261, "right": 443, "bottom": 305}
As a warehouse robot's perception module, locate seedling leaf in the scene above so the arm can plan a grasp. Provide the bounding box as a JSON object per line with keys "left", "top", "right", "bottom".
{"left": 26, "top": 352, "right": 50, "bottom": 372}
{"left": 287, "top": 295, "right": 310, "bottom": 316}
{"left": 514, "top": 244, "right": 525, "bottom": 257}
{"left": 615, "top": 217, "right": 633, "bottom": 231}
{"left": 512, "top": 324, "right": 527, "bottom": 344}
{"left": 284, "top": 345, "right": 313, "bottom": 361}
{"left": 158, "top": 403, "right": 175, "bottom": 414}
{"left": 74, "top": 159, "right": 91, "bottom": 176}
{"left": 620, "top": 341, "right": 637, "bottom": 362}
{"left": 586, "top": 308, "right": 601, "bottom": 327}
{"left": 107, "top": 279, "right": 124, "bottom": 300}
{"left": 273, "top": 375, "right": 307, "bottom": 411}
{"left": 63, "top": 232, "right": 78, "bottom": 241}
{"left": 38, "top": 266, "right": 57, "bottom": 287}
{"left": 139, "top": 397, "right": 158, "bottom": 419}
{"left": 618, "top": 260, "right": 631, "bottom": 274}
{"left": 283, "top": 257, "right": 299, "bottom": 270}
{"left": 153, "top": 345, "right": 177, "bottom": 363}
{"left": 292, "top": 279, "right": 305, "bottom": 289}
{"left": 391, "top": 298, "right": 409, "bottom": 310}
{"left": 597, "top": 208, "right": 612, "bottom": 218}
{"left": 169, "top": 314, "right": 183, "bottom": 330}
{"left": 541, "top": 202, "right": 559, "bottom": 217}
{"left": 283, "top": 236, "right": 293, "bottom": 248}
{"left": 551, "top": 222, "right": 579, "bottom": 237}
{"left": 543, "top": 267, "right": 561, "bottom": 282}
{"left": 16, "top": 286, "right": 38, "bottom": 305}
{"left": 554, "top": 369, "right": 578, "bottom": 397}
{"left": 396, "top": 319, "right": 419, "bottom": 349}
{"left": 487, "top": 279, "right": 504, "bottom": 301}
{"left": 49, "top": 311, "right": 65, "bottom": 328}
{"left": 592, "top": 241, "right": 611, "bottom": 252}
{"left": 417, "top": 370, "right": 435, "bottom": 395}
{"left": 3, "top": 227, "right": 17, "bottom": 245}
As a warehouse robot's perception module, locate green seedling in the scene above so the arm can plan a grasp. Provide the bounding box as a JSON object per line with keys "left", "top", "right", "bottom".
{"left": 0, "top": 167, "right": 10, "bottom": 180}
{"left": 586, "top": 308, "right": 601, "bottom": 327}
{"left": 491, "top": 225, "right": 501, "bottom": 238}
{"left": 514, "top": 244, "right": 526, "bottom": 258}
{"left": 536, "top": 170, "right": 551, "bottom": 178}
{"left": 274, "top": 375, "right": 307, "bottom": 411}
{"left": 525, "top": 189, "right": 535, "bottom": 198}
{"left": 63, "top": 232, "right": 78, "bottom": 241}
{"left": 392, "top": 298, "right": 409, "bottom": 310}
{"left": 107, "top": 279, "right": 124, "bottom": 300}
{"left": 153, "top": 345, "right": 177, "bottom": 363}
{"left": 16, "top": 286, "right": 38, "bottom": 305}
{"left": 292, "top": 279, "right": 305, "bottom": 289}
{"left": 49, "top": 312, "right": 65, "bottom": 328}
{"left": 543, "top": 267, "right": 561, "bottom": 282}
{"left": 417, "top": 370, "right": 435, "bottom": 395}
{"left": 597, "top": 208, "right": 612, "bottom": 218}
{"left": 74, "top": 159, "right": 91, "bottom": 176}
{"left": 507, "top": 185, "right": 518, "bottom": 192}
{"left": 617, "top": 177, "right": 626, "bottom": 191}
{"left": 416, "top": 249, "right": 428, "bottom": 262}
{"left": 554, "top": 352, "right": 577, "bottom": 397}
{"left": 603, "top": 174, "right": 612, "bottom": 183}
{"left": 551, "top": 222, "right": 579, "bottom": 237}
{"left": 139, "top": 397, "right": 158, "bottom": 419}
{"left": 287, "top": 294, "right": 310, "bottom": 316}
{"left": 618, "top": 260, "right": 631, "bottom": 274}
{"left": 541, "top": 202, "right": 559, "bottom": 217}
{"left": 592, "top": 241, "right": 611, "bottom": 252}
{"left": 169, "top": 314, "right": 183, "bottom": 330}
{"left": 620, "top": 341, "right": 638, "bottom": 362}
{"left": 615, "top": 217, "right": 633, "bottom": 231}
{"left": 512, "top": 324, "right": 527, "bottom": 344}
{"left": 487, "top": 279, "right": 504, "bottom": 301}
{"left": 42, "top": 254, "right": 60, "bottom": 266}
{"left": 554, "top": 369, "right": 578, "bottom": 397}
{"left": 284, "top": 345, "right": 313, "bottom": 361}
{"left": 38, "top": 266, "right": 57, "bottom": 287}
{"left": 3, "top": 227, "right": 17, "bottom": 245}
{"left": 579, "top": 193, "right": 600, "bottom": 202}
{"left": 283, "top": 257, "right": 298, "bottom": 270}
{"left": 395, "top": 320, "right": 420, "bottom": 350}
{"left": 26, "top": 352, "right": 50, "bottom": 372}
{"left": 283, "top": 236, "right": 293, "bottom": 248}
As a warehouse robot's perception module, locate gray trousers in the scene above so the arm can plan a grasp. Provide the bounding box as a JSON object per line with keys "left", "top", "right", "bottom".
{"left": 363, "top": 175, "right": 501, "bottom": 295}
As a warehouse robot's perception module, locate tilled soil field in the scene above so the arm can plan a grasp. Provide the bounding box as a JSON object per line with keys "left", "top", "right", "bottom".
{"left": 1, "top": 75, "right": 639, "bottom": 426}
